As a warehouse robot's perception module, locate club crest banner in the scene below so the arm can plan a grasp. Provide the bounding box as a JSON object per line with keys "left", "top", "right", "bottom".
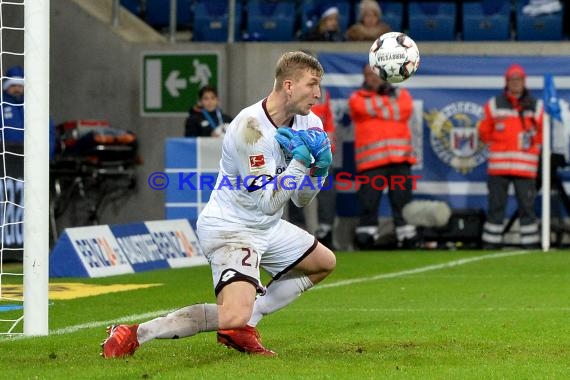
{"left": 318, "top": 54, "right": 570, "bottom": 216}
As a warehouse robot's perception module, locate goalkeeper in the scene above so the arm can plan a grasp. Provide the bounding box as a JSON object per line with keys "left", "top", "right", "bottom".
{"left": 102, "top": 51, "right": 335, "bottom": 358}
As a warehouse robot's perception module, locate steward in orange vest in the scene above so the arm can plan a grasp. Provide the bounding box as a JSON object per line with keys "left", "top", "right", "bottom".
{"left": 478, "top": 64, "right": 543, "bottom": 249}
{"left": 348, "top": 64, "right": 418, "bottom": 249}
{"left": 349, "top": 79, "right": 416, "bottom": 173}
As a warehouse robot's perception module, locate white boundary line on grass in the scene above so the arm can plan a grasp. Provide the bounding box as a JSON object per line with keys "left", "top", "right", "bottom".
{"left": 313, "top": 250, "right": 532, "bottom": 291}
{"left": 0, "top": 249, "right": 534, "bottom": 340}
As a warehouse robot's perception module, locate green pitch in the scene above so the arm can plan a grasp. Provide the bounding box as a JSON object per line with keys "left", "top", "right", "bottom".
{"left": 1, "top": 249, "right": 570, "bottom": 379}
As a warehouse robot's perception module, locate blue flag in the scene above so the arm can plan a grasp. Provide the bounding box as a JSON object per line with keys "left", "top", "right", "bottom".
{"left": 543, "top": 74, "right": 562, "bottom": 121}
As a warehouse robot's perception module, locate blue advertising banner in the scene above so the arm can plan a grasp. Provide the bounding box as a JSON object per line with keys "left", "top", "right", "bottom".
{"left": 0, "top": 143, "right": 24, "bottom": 261}
{"left": 49, "top": 219, "right": 206, "bottom": 278}
{"left": 319, "top": 54, "right": 570, "bottom": 217}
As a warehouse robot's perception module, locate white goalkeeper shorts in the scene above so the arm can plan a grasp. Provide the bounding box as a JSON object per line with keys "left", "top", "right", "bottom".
{"left": 197, "top": 219, "right": 317, "bottom": 296}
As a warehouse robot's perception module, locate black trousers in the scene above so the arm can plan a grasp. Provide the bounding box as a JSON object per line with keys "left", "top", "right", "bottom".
{"left": 357, "top": 163, "right": 413, "bottom": 227}
{"left": 487, "top": 175, "right": 537, "bottom": 226}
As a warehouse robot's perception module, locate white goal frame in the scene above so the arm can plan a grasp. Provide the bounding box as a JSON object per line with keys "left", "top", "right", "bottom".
{"left": 22, "top": 0, "right": 49, "bottom": 336}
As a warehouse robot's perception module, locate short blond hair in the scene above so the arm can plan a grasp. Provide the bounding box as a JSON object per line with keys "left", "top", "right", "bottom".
{"left": 274, "top": 51, "right": 324, "bottom": 90}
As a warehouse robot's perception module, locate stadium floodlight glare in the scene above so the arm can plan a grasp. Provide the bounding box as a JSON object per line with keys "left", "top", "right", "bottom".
{"left": 0, "top": 0, "right": 49, "bottom": 337}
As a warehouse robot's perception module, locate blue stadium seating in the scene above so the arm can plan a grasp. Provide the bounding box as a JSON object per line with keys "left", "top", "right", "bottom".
{"left": 354, "top": 1, "right": 404, "bottom": 32}
{"left": 192, "top": 0, "right": 243, "bottom": 42}
{"left": 145, "top": 0, "right": 193, "bottom": 29}
{"left": 408, "top": 2, "right": 457, "bottom": 41}
{"left": 300, "top": 0, "right": 352, "bottom": 34}
{"left": 380, "top": 2, "right": 404, "bottom": 32}
{"left": 246, "top": 0, "right": 296, "bottom": 41}
{"left": 516, "top": 2, "right": 564, "bottom": 41}
{"left": 463, "top": 0, "right": 511, "bottom": 41}
{"left": 120, "top": 0, "right": 142, "bottom": 17}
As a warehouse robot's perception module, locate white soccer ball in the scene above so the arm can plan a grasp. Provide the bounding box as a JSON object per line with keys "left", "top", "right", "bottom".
{"left": 368, "top": 32, "right": 420, "bottom": 84}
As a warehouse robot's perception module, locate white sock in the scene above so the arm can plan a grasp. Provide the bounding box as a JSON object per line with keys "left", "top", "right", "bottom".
{"left": 248, "top": 272, "right": 313, "bottom": 327}
{"left": 137, "top": 303, "right": 218, "bottom": 345}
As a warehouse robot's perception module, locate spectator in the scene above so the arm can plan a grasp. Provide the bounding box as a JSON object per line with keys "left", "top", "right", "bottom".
{"left": 346, "top": 0, "right": 391, "bottom": 42}
{"left": 300, "top": 6, "right": 345, "bottom": 42}
{"left": 184, "top": 85, "right": 232, "bottom": 137}
{"left": 2, "top": 66, "right": 25, "bottom": 145}
{"left": 478, "top": 64, "right": 543, "bottom": 249}
{"left": 348, "top": 63, "right": 418, "bottom": 249}
{"left": 1, "top": 66, "right": 55, "bottom": 159}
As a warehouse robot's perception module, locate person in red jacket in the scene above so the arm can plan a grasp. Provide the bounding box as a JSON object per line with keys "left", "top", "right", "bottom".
{"left": 349, "top": 63, "right": 418, "bottom": 249}
{"left": 478, "top": 64, "right": 543, "bottom": 249}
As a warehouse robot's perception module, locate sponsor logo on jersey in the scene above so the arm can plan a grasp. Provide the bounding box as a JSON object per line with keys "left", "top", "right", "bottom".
{"left": 245, "top": 174, "right": 274, "bottom": 192}
{"left": 424, "top": 101, "right": 487, "bottom": 174}
{"left": 248, "top": 154, "right": 266, "bottom": 171}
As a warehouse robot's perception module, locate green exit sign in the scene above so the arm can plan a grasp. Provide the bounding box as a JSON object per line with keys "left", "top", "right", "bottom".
{"left": 141, "top": 52, "right": 219, "bottom": 116}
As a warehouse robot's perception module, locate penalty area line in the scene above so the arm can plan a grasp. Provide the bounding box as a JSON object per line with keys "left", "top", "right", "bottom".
{"left": 313, "top": 249, "right": 534, "bottom": 291}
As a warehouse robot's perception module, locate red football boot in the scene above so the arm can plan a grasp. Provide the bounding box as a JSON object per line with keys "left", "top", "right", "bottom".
{"left": 217, "top": 325, "right": 276, "bottom": 356}
{"left": 101, "top": 324, "right": 140, "bottom": 358}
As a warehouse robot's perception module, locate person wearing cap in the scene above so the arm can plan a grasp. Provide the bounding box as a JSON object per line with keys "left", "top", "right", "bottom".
{"left": 1, "top": 66, "right": 56, "bottom": 159}
{"left": 1, "top": 66, "right": 25, "bottom": 144}
{"left": 346, "top": 0, "right": 392, "bottom": 41}
{"left": 478, "top": 64, "right": 544, "bottom": 249}
{"left": 299, "top": 5, "right": 345, "bottom": 42}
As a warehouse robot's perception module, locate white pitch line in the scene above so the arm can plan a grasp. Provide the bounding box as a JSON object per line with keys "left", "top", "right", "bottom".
{"left": 49, "top": 310, "right": 173, "bottom": 336}
{"left": 292, "top": 307, "right": 570, "bottom": 313}
{"left": 0, "top": 249, "right": 535, "bottom": 340}
{"left": 0, "top": 309, "right": 173, "bottom": 341}
{"left": 313, "top": 249, "right": 533, "bottom": 291}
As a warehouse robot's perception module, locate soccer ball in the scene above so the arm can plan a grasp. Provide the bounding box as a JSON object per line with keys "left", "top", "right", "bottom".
{"left": 368, "top": 32, "right": 420, "bottom": 84}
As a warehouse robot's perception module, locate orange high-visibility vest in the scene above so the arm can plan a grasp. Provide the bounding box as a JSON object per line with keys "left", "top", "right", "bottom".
{"left": 478, "top": 92, "right": 543, "bottom": 178}
{"left": 348, "top": 87, "right": 416, "bottom": 173}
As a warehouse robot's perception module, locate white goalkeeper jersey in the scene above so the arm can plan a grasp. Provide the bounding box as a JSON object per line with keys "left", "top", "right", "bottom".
{"left": 197, "top": 98, "right": 323, "bottom": 231}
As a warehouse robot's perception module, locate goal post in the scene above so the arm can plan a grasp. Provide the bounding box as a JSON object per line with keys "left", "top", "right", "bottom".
{"left": 22, "top": 0, "right": 49, "bottom": 336}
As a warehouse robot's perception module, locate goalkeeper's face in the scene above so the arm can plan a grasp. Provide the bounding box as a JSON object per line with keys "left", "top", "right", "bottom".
{"left": 289, "top": 69, "right": 322, "bottom": 116}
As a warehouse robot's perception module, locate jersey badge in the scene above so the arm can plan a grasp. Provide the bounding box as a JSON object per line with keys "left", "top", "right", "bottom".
{"left": 248, "top": 154, "right": 266, "bottom": 171}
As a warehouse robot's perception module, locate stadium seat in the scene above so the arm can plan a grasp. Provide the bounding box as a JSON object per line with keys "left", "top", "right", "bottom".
{"left": 408, "top": 2, "right": 457, "bottom": 41}
{"left": 462, "top": 0, "right": 511, "bottom": 41}
{"left": 145, "top": 0, "right": 193, "bottom": 30}
{"left": 300, "top": 0, "right": 352, "bottom": 35}
{"left": 354, "top": 1, "right": 403, "bottom": 32}
{"left": 515, "top": 1, "right": 564, "bottom": 40}
{"left": 246, "top": 0, "right": 296, "bottom": 41}
{"left": 192, "top": 0, "right": 242, "bottom": 42}
{"left": 379, "top": 2, "right": 404, "bottom": 32}
{"left": 120, "top": 0, "right": 142, "bottom": 17}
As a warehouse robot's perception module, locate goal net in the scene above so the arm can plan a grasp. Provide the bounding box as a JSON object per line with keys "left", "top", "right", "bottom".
{"left": 0, "top": 0, "right": 49, "bottom": 336}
